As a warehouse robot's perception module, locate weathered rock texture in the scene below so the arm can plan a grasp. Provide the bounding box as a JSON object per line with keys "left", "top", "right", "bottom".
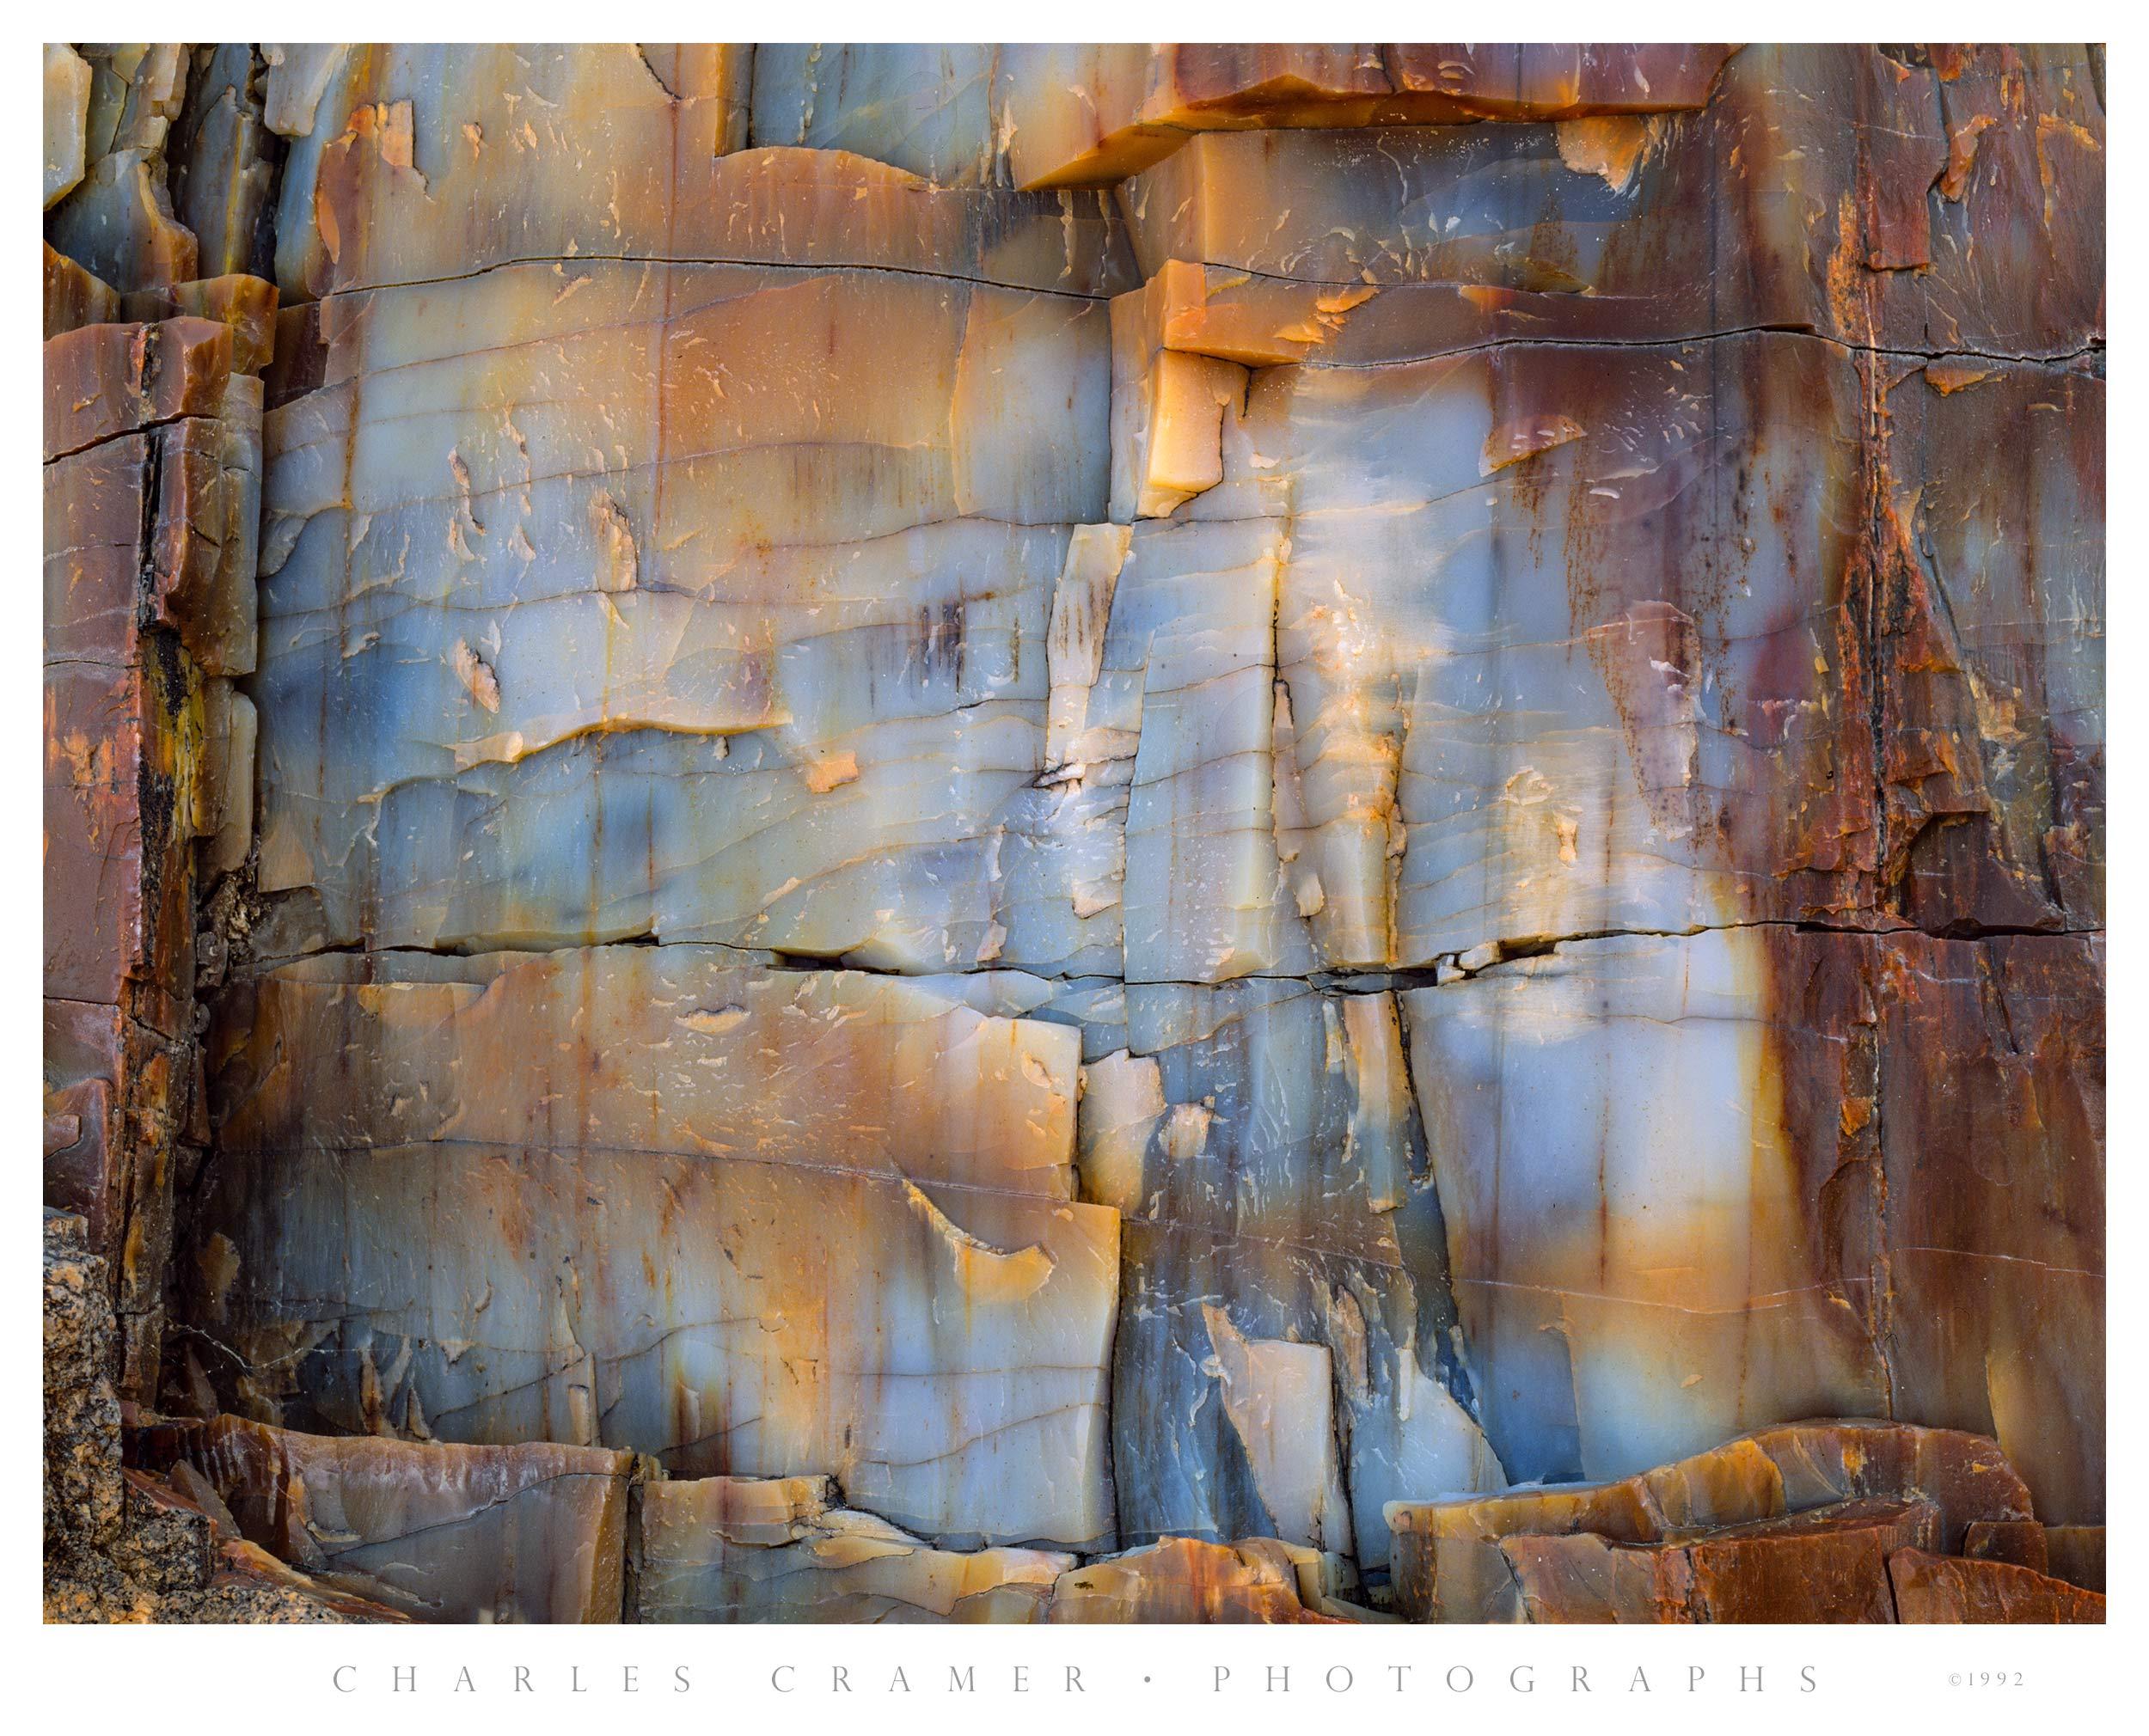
{"left": 45, "top": 41, "right": 2102, "bottom": 1623}
{"left": 1387, "top": 1418, "right": 2105, "bottom": 1623}
{"left": 130, "top": 1415, "right": 632, "bottom": 1621}
{"left": 44, "top": 1212, "right": 404, "bottom": 1621}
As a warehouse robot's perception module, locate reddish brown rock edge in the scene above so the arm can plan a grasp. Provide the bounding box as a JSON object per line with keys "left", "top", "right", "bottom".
{"left": 44, "top": 41, "right": 2103, "bottom": 1623}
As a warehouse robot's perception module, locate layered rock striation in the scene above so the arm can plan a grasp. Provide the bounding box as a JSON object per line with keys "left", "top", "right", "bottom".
{"left": 44, "top": 41, "right": 2103, "bottom": 1623}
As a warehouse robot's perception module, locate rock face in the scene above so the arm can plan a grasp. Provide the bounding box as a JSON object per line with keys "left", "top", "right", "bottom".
{"left": 44, "top": 1212, "right": 402, "bottom": 1622}
{"left": 200, "top": 947, "right": 1118, "bottom": 1550}
{"left": 45, "top": 43, "right": 2102, "bottom": 1623}
{"left": 1386, "top": 1419, "right": 2104, "bottom": 1623}
{"left": 634, "top": 1476, "right": 1074, "bottom": 1623}
{"left": 130, "top": 1417, "right": 633, "bottom": 1622}
{"left": 1888, "top": 1550, "right": 2108, "bottom": 1623}
{"left": 45, "top": 308, "right": 267, "bottom": 1407}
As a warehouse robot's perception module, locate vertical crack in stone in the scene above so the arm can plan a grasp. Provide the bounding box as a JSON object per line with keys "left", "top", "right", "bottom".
{"left": 44, "top": 40, "right": 2103, "bottom": 1625}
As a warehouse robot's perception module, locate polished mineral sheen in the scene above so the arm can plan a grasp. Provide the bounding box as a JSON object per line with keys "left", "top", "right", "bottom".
{"left": 42, "top": 41, "right": 2104, "bottom": 1623}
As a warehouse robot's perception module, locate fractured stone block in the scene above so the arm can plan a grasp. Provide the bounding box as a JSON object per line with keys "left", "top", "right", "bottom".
{"left": 131, "top": 1415, "right": 632, "bottom": 1622}
{"left": 634, "top": 1475, "right": 1072, "bottom": 1622}
{"left": 1888, "top": 1549, "right": 2106, "bottom": 1623}
{"left": 196, "top": 945, "right": 1119, "bottom": 1550}
{"left": 1044, "top": 1535, "right": 1343, "bottom": 1623}
{"left": 1388, "top": 1419, "right": 2036, "bottom": 1622}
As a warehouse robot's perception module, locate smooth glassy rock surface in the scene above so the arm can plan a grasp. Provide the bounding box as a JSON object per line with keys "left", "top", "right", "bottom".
{"left": 1043, "top": 1536, "right": 1342, "bottom": 1623}
{"left": 635, "top": 1476, "right": 1074, "bottom": 1622}
{"left": 45, "top": 41, "right": 2102, "bottom": 1624}
{"left": 1402, "top": 928, "right": 2103, "bottom": 1525}
{"left": 129, "top": 1416, "right": 631, "bottom": 1622}
{"left": 750, "top": 46, "right": 1737, "bottom": 192}
{"left": 197, "top": 947, "right": 1118, "bottom": 1550}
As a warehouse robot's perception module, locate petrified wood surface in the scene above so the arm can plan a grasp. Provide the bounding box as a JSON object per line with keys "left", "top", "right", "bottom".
{"left": 43, "top": 42, "right": 2102, "bottom": 1623}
